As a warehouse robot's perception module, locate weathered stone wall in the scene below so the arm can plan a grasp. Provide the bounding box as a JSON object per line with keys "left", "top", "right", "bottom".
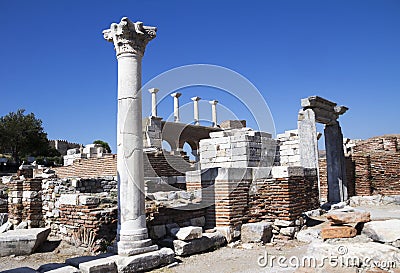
{"left": 199, "top": 129, "right": 276, "bottom": 169}
{"left": 54, "top": 153, "right": 194, "bottom": 179}
{"left": 0, "top": 188, "right": 8, "bottom": 214}
{"left": 276, "top": 130, "right": 301, "bottom": 166}
{"left": 8, "top": 179, "right": 43, "bottom": 228}
{"left": 49, "top": 139, "right": 81, "bottom": 156}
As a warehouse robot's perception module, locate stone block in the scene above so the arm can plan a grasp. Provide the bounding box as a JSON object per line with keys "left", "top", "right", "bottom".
{"left": 59, "top": 194, "right": 79, "bottom": 205}
{"left": 0, "top": 213, "right": 8, "bottom": 227}
{"left": 215, "top": 168, "right": 252, "bottom": 181}
{"left": 16, "top": 221, "right": 28, "bottom": 229}
{"left": 0, "top": 228, "right": 51, "bottom": 257}
{"left": 149, "top": 224, "right": 166, "bottom": 239}
{"left": 171, "top": 226, "right": 202, "bottom": 241}
{"left": 116, "top": 248, "right": 175, "bottom": 272}
{"left": 173, "top": 232, "right": 226, "bottom": 256}
{"left": 79, "top": 256, "right": 118, "bottom": 273}
{"left": 326, "top": 211, "right": 371, "bottom": 224}
{"left": 321, "top": 225, "right": 357, "bottom": 239}
{"left": 190, "top": 216, "right": 206, "bottom": 227}
{"left": 296, "top": 228, "right": 322, "bottom": 243}
{"left": 241, "top": 222, "right": 273, "bottom": 243}
{"left": 362, "top": 219, "right": 400, "bottom": 243}
{"left": 166, "top": 223, "right": 180, "bottom": 236}
{"left": 0, "top": 221, "right": 12, "bottom": 233}
{"left": 271, "top": 166, "right": 304, "bottom": 178}
{"left": 37, "top": 264, "right": 80, "bottom": 273}
{"left": 274, "top": 219, "right": 294, "bottom": 227}
{"left": 79, "top": 195, "right": 100, "bottom": 205}
{"left": 280, "top": 227, "right": 299, "bottom": 237}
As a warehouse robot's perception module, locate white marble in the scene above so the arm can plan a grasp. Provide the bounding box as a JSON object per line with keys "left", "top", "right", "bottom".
{"left": 148, "top": 88, "right": 159, "bottom": 117}
{"left": 103, "top": 17, "right": 156, "bottom": 256}
{"left": 171, "top": 92, "right": 182, "bottom": 122}
{"left": 191, "top": 96, "right": 201, "bottom": 125}
{"left": 209, "top": 100, "right": 218, "bottom": 127}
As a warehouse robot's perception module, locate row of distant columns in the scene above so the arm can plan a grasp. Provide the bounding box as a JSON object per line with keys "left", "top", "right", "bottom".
{"left": 149, "top": 89, "right": 219, "bottom": 127}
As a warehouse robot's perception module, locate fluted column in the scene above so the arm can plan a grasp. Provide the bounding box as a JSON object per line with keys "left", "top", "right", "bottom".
{"left": 149, "top": 88, "right": 159, "bottom": 117}
{"left": 191, "top": 96, "right": 201, "bottom": 125}
{"left": 171, "top": 92, "right": 182, "bottom": 122}
{"left": 209, "top": 100, "right": 218, "bottom": 127}
{"left": 103, "top": 17, "right": 158, "bottom": 256}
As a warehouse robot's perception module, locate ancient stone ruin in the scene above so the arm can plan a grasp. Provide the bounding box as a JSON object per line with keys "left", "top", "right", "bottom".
{"left": 0, "top": 16, "right": 399, "bottom": 273}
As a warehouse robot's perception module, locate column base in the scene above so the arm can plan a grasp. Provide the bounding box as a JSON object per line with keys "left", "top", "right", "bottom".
{"left": 117, "top": 238, "right": 159, "bottom": 256}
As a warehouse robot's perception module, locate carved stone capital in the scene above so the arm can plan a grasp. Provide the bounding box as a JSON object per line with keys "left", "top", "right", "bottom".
{"left": 103, "top": 17, "right": 157, "bottom": 57}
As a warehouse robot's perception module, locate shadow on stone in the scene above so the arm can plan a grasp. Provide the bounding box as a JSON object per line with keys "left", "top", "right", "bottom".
{"left": 0, "top": 267, "right": 37, "bottom": 273}
{"left": 65, "top": 253, "right": 114, "bottom": 268}
{"left": 36, "top": 239, "right": 62, "bottom": 253}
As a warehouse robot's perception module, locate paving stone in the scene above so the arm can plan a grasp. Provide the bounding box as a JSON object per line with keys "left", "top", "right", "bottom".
{"left": 241, "top": 222, "right": 273, "bottom": 243}
{"left": 321, "top": 225, "right": 357, "bottom": 239}
{"left": 362, "top": 219, "right": 400, "bottom": 243}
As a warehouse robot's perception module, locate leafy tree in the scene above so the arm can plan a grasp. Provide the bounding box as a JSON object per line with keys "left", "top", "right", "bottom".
{"left": 93, "top": 140, "right": 112, "bottom": 153}
{"left": 0, "top": 109, "right": 52, "bottom": 164}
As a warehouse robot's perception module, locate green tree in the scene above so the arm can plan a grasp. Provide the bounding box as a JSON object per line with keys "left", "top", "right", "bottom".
{"left": 93, "top": 140, "right": 112, "bottom": 153}
{"left": 0, "top": 109, "right": 52, "bottom": 164}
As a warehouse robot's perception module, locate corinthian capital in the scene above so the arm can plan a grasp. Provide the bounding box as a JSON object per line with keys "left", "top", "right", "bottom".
{"left": 103, "top": 17, "right": 157, "bottom": 56}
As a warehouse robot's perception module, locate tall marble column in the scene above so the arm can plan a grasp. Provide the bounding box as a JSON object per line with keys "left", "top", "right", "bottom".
{"left": 149, "top": 88, "right": 159, "bottom": 117}
{"left": 171, "top": 92, "right": 182, "bottom": 122}
{"left": 191, "top": 96, "right": 201, "bottom": 125}
{"left": 103, "top": 17, "right": 158, "bottom": 256}
{"left": 209, "top": 100, "right": 218, "bottom": 127}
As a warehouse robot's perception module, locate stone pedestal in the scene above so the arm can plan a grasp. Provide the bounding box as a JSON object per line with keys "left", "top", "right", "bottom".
{"left": 103, "top": 17, "right": 157, "bottom": 256}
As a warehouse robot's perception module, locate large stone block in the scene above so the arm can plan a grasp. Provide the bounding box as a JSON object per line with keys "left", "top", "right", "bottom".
{"left": 362, "top": 219, "right": 400, "bottom": 243}
{"left": 171, "top": 226, "right": 202, "bottom": 241}
{"left": 321, "top": 225, "right": 357, "bottom": 239}
{"left": 271, "top": 166, "right": 304, "bottom": 178}
{"left": 241, "top": 222, "right": 273, "bottom": 243}
{"left": 173, "top": 232, "right": 226, "bottom": 256}
{"left": 59, "top": 194, "right": 79, "bottom": 205}
{"left": 116, "top": 248, "right": 175, "bottom": 272}
{"left": 0, "top": 228, "right": 51, "bottom": 257}
{"left": 79, "top": 195, "right": 100, "bottom": 205}
{"left": 326, "top": 211, "right": 371, "bottom": 224}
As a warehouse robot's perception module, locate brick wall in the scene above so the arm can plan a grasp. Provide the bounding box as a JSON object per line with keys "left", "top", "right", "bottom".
{"left": 247, "top": 170, "right": 319, "bottom": 221}
{"left": 54, "top": 152, "right": 194, "bottom": 179}
{"left": 352, "top": 135, "right": 400, "bottom": 196}
{"left": 8, "top": 179, "right": 44, "bottom": 228}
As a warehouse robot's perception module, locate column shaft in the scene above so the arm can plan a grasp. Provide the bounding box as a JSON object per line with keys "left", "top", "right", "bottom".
{"left": 325, "top": 121, "right": 348, "bottom": 203}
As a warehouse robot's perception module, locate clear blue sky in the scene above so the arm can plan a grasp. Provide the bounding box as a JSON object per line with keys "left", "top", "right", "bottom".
{"left": 1, "top": 0, "right": 399, "bottom": 152}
